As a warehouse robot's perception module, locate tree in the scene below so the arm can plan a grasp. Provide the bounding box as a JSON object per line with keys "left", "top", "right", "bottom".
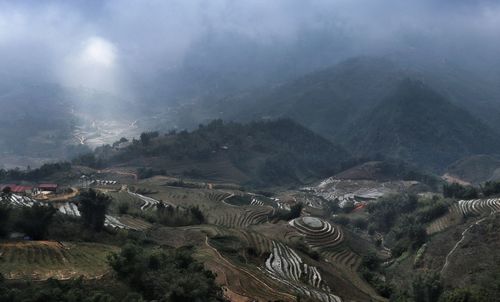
{"left": 0, "top": 203, "right": 11, "bottom": 238}
{"left": 366, "top": 193, "right": 418, "bottom": 232}
{"left": 108, "top": 244, "right": 224, "bottom": 301}
{"left": 443, "top": 183, "right": 478, "bottom": 199}
{"left": 1, "top": 186, "right": 12, "bottom": 196}
{"left": 78, "top": 189, "right": 112, "bottom": 232}
{"left": 481, "top": 181, "right": 500, "bottom": 197}
{"left": 440, "top": 287, "right": 490, "bottom": 302}
{"left": 16, "top": 204, "right": 56, "bottom": 240}
{"left": 412, "top": 272, "right": 442, "bottom": 302}
{"left": 140, "top": 131, "right": 159, "bottom": 146}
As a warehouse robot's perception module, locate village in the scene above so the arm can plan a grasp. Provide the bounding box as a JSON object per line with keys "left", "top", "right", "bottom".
{"left": 0, "top": 183, "right": 58, "bottom": 197}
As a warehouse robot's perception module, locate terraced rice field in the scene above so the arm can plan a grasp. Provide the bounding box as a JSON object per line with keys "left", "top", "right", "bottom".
{"left": 116, "top": 215, "right": 152, "bottom": 230}
{"left": 0, "top": 194, "right": 38, "bottom": 207}
{"left": 212, "top": 207, "right": 273, "bottom": 228}
{"left": 251, "top": 197, "right": 265, "bottom": 206}
{"left": 58, "top": 202, "right": 80, "bottom": 216}
{"left": 322, "top": 249, "right": 362, "bottom": 272}
{"left": 106, "top": 191, "right": 143, "bottom": 208}
{"left": 199, "top": 236, "right": 293, "bottom": 302}
{"left": 128, "top": 191, "right": 164, "bottom": 210}
{"left": 304, "top": 178, "right": 418, "bottom": 205}
{"left": 289, "top": 217, "right": 362, "bottom": 271}
{"left": 456, "top": 198, "right": 500, "bottom": 216}
{"left": 263, "top": 241, "right": 342, "bottom": 302}
{"left": 0, "top": 241, "right": 118, "bottom": 280}
{"left": 106, "top": 191, "right": 170, "bottom": 211}
{"left": 427, "top": 198, "right": 500, "bottom": 234}
{"left": 207, "top": 191, "right": 232, "bottom": 203}
{"left": 289, "top": 217, "right": 344, "bottom": 249}
{"left": 57, "top": 202, "right": 149, "bottom": 231}
{"left": 240, "top": 230, "right": 274, "bottom": 255}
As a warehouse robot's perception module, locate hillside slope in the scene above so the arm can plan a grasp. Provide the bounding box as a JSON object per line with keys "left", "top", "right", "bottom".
{"left": 91, "top": 119, "right": 351, "bottom": 187}
{"left": 179, "top": 57, "right": 500, "bottom": 172}
{"left": 188, "top": 57, "right": 405, "bottom": 140}
{"left": 445, "top": 155, "right": 500, "bottom": 184}
{"left": 344, "top": 80, "right": 500, "bottom": 170}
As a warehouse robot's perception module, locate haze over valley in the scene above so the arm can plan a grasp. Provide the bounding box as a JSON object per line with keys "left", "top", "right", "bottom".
{"left": 1, "top": 1, "right": 500, "bottom": 301}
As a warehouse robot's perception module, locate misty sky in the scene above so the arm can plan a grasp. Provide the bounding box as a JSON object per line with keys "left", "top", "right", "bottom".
{"left": 1, "top": 0, "right": 500, "bottom": 98}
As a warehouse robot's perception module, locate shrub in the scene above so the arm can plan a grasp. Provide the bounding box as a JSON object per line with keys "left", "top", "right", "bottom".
{"left": 16, "top": 204, "right": 56, "bottom": 240}
{"left": 481, "top": 181, "right": 500, "bottom": 197}
{"left": 443, "top": 183, "right": 478, "bottom": 199}
{"left": 118, "top": 202, "right": 130, "bottom": 215}
{"left": 332, "top": 215, "right": 350, "bottom": 226}
{"left": 353, "top": 217, "right": 368, "bottom": 230}
{"left": 108, "top": 244, "right": 224, "bottom": 301}
{"left": 412, "top": 272, "right": 442, "bottom": 302}
{"left": 0, "top": 203, "right": 11, "bottom": 238}
{"left": 79, "top": 189, "right": 112, "bottom": 232}
{"left": 155, "top": 204, "right": 205, "bottom": 227}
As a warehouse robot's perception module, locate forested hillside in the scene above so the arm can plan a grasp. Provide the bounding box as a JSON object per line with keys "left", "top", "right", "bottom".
{"left": 343, "top": 80, "right": 500, "bottom": 169}
{"left": 185, "top": 58, "right": 500, "bottom": 171}
{"left": 82, "top": 119, "right": 351, "bottom": 187}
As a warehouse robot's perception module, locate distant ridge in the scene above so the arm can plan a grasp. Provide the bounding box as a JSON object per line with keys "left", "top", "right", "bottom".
{"left": 344, "top": 80, "right": 500, "bottom": 170}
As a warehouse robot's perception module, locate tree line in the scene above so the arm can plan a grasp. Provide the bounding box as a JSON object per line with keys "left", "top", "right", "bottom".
{"left": 443, "top": 181, "right": 500, "bottom": 200}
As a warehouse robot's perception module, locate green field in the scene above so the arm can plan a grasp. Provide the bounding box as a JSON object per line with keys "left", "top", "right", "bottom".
{"left": 0, "top": 241, "right": 119, "bottom": 280}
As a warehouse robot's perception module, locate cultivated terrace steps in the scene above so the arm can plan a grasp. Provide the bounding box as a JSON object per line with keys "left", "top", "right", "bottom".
{"left": 427, "top": 198, "right": 500, "bottom": 235}
{"left": 263, "top": 240, "right": 343, "bottom": 302}
{"left": 212, "top": 207, "right": 272, "bottom": 228}
{"left": 289, "top": 217, "right": 362, "bottom": 271}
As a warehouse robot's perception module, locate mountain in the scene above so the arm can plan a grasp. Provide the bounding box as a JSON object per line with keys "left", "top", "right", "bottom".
{"left": 333, "top": 160, "right": 441, "bottom": 187}
{"left": 178, "top": 57, "right": 407, "bottom": 139}
{"left": 344, "top": 80, "right": 500, "bottom": 170}
{"left": 87, "top": 119, "right": 351, "bottom": 187}
{"left": 178, "top": 57, "right": 500, "bottom": 171}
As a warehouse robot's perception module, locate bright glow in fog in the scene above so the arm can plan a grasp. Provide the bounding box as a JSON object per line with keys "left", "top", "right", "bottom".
{"left": 80, "top": 37, "right": 116, "bottom": 68}
{"left": 59, "top": 36, "right": 123, "bottom": 95}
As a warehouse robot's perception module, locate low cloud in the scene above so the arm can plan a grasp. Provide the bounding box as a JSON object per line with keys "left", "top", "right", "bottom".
{"left": 0, "top": 0, "right": 499, "bottom": 99}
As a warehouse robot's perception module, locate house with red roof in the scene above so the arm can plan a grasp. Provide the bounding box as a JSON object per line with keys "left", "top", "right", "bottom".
{"left": 38, "top": 183, "right": 58, "bottom": 192}
{"left": 0, "top": 184, "right": 34, "bottom": 194}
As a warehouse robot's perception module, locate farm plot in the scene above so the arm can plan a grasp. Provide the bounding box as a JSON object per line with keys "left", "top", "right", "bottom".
{"left": 206, "top": 191, "right": 232, "bottom": 203}
{"left": 128, "top": 191, "right": 166, "bottom": 210}
{"left": 56, "top": 202, "right": 149, "bottom": 231}
{"left": 199, "top": 236, "right": 293, "bottom": 301}
{"left": 211, "top": 207, "right": 273, "bottom": 228}
{"left": 289, "top": 217, "right": 362, "bottom": 271}
{"left": 303, "top": 178, "right": 418, "bottom": 204}
{"left": 241, "top": 230, "right": 274, "bottom": 255}
{"left": 289, "top": 217, "right": 344, "bottom": 249}
{"left": 86, "top": 179, "right": 118, "bottom": 187}
{"left": 222, "top": 193, "right": 273, "bottom": 208}
{"left": 250, "top": 197, "right": 265, "bottom": 206}
{"left": 275, "top": 199, "right": 291, "bottom": 211}
{"left": 58, "top": 202, "right": 80, "bottom": 216}
{"left": 0, "top": 194, "right": 38, "bottom": 207}
{"left": 0, "top": 241, "right": 118, "bottom": 280}
{"left": 457, "top": 198, "right": 500, "bottom": 216}
{"left": 149, "top": 187, "right": 229, "bottom": 209}
{"left": 115, "top": 215, "right": 152, "bottom": 230}
{"left": 263, "top": 241, "right": 342, "bottom": 302}
{"left": 427, "top": 198, "right": 500, "bottom": 234}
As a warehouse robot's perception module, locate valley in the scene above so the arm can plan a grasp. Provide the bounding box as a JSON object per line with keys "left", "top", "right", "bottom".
{"left": 2, "top": 2, "right": 500, "bottom": 300}
{"left": 2, "top": 141, "right": 500, "bottom": 301}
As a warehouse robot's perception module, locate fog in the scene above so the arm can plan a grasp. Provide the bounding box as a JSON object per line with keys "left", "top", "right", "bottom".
{"left": 1, "top": 0, "right": 500, "bottom": 167}
{"left": 1, "top": 0, "right": 499, "bottom": 101}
